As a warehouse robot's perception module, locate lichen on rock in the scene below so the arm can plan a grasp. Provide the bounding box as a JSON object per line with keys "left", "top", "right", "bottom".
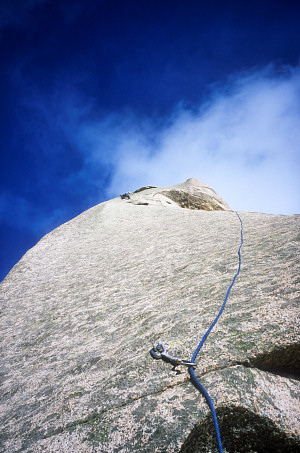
{"left": 129, "top": 178, "right": 231, "bottom": 211}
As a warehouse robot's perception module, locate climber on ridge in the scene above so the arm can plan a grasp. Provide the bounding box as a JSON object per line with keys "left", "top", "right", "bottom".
{"left": 120, "top": 191, "right": 131, "bottom": 199}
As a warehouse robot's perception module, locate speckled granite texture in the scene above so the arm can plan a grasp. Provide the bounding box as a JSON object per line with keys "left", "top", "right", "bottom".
{"left": 1, "top": 180, "right": 299, "bottom": 452}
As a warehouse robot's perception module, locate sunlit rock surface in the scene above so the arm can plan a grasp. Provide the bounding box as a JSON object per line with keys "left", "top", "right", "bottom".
{"left": 1, "top": 179, "right": 299, "bottom": 452}
{"left": 130, "top": 178, "right": 231, "bottom": 210}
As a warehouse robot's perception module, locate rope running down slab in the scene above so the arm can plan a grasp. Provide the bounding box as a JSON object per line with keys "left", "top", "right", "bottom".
{"left": 188, "top": 211, "right": 243, "bottom": 453}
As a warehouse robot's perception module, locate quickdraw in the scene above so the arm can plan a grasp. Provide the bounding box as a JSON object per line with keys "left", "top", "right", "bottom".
{"left": 150, "top": 343, "right": 196, "bottom": 373}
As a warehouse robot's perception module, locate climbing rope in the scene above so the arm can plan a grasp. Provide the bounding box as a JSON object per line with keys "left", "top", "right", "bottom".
{"left": 150, "top": 211, "right": 243, "bottom": 451}
{"left": 188, "top": 211, "right": 243, "bottom": 453}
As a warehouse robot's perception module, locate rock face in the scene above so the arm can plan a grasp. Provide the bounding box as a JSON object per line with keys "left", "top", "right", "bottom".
{"left": 1, "top": 179, "right": 299, "bottom": 452}
{"left": 130, "top": 178, "right": 231, "bottom": 211}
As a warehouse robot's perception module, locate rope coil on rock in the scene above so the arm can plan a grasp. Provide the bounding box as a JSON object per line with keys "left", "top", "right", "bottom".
{"left": 188, "top": 211, "right": 243, "bottom": 453}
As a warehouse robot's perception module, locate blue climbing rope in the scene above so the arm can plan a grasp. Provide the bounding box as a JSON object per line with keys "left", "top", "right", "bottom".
{"left": 188, "top": 211, "right": 243, "bottom": 453}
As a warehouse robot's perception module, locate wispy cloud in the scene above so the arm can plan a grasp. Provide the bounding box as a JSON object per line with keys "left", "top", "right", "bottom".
{"left": 76, "top": 64, "right": 300, "bottom": 214}
{"left": 3, "top": 63, "right": 299, "bottom": 237}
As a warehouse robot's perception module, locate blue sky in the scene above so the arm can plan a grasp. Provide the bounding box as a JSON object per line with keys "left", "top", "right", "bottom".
{"left": 0, "top": 0, "right": 299, "bottom": 281}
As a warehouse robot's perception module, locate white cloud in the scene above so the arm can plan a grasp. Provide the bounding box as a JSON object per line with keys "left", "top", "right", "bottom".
{"left": 82, "top": 64, "right": 300, "bottom": 214}
{"left": 9, "top": 63, "right": 299, "bottom": 224}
